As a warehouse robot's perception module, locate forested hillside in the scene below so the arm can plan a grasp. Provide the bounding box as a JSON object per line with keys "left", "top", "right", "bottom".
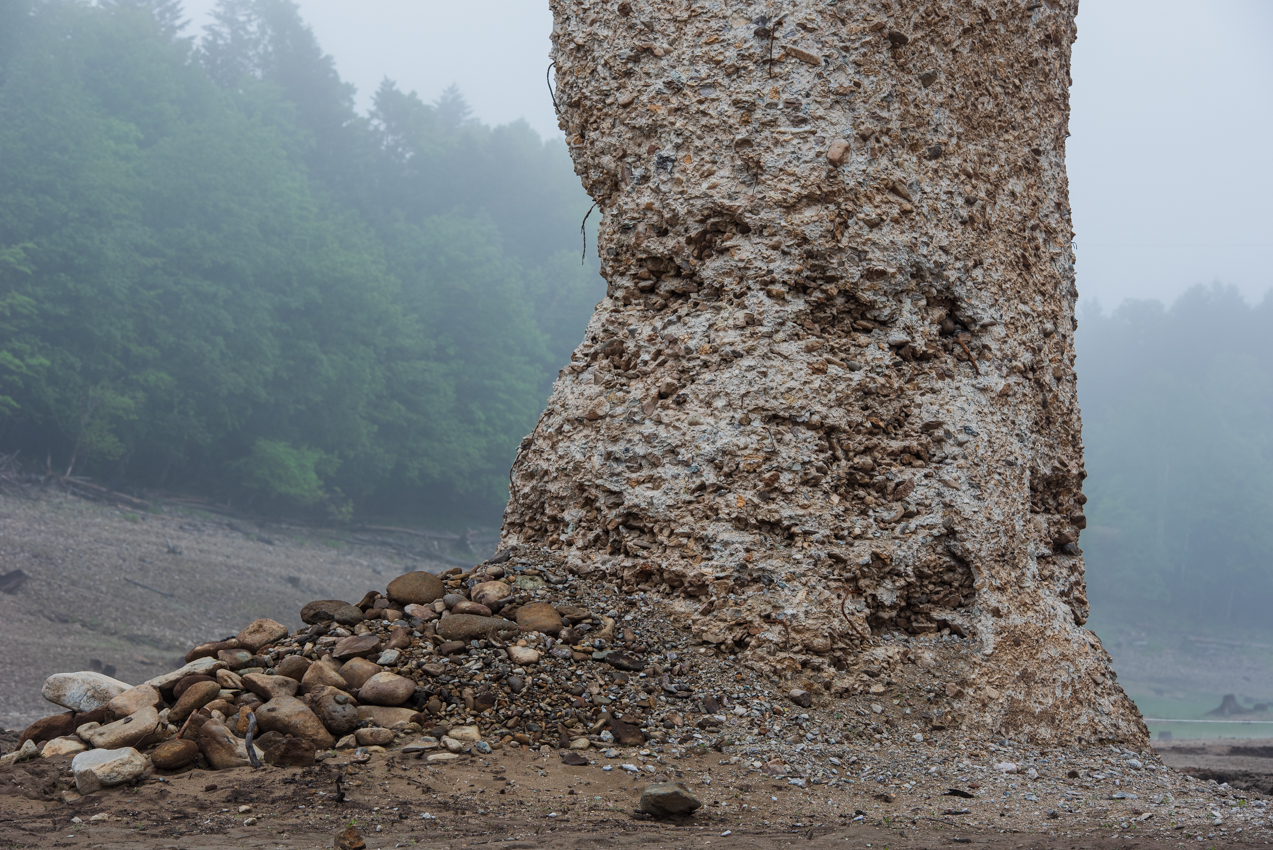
{"left": 0, "top": 0, "right": 602, "bottom": 518}
{"left": 1079, "top": 285, "right": 1273, "bottom": 631}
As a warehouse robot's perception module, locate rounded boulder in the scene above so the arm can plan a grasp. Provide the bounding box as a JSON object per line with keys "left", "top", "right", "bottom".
{"left": 358, "top": 672, "right": 416, "bottom": 706}
{"left": 19, "top": 712, "right": 77, "bottom": 747}
{"left": 169, "top": 680, "right": 222, "bottom": 723}
{"left": 311, "top": 689, "right": 359, "bottom": 735}
{"left": 515, "top": 602, "right": 565, "bottom": 636}
{"left": 451, "top": 600, "right": 492, "bottom": 617}
{"left": 41, "top": 736, "right": 89, "bottom": 758}
{"left": 82, "top": 706, "right": 159, "bottom": 750}
{"left": 331, "top": 633, "right": 380, "bottom": 661}
{"left": 106, "top": 684, "right": 163, "bottom": 717}
{"left": 470, "top": 581, "right": 512, "bottom": 610}
{"left": 263, "top": 735, "right": 315, "bottom": 767}
{"left": 42, "top": 672, "right": 130, "bottom": 713}
{"left": 236, "top": 618, "right": 289, "bottom": 653}
{"left": 151, "top": 738, "right": 199, "bottom": 771}
{"left": 437, "top": 614, "right": 520, "bottom": 643}
{"left": 276, "top": 655, "right": 311, "bottom": 681}
{"left": 300, "top": 661, "right": 348, "bottom": 694}
{"left": 354, "top": 727, "right": 395, "bottom": 747}
{"left": 300, "top": 600, "right": 364, "bottom": 626}
{"left": 255, "top": 696, "right": 335, "bottom": 749}
{"left": 338, "top": 657, "right": 383, "bottom": 690}
{"left": 638, "top": 782, "right": 702, "bottom": 817}
{"left": 385, "top": 571, "right": 445, "bottom": 605}
{"left": 507, "top": 646, "right": 540, "bottom": 665}
{"left": 72, "top": 747, "right": 147, "bottom": 794}
{"left": 173, "top": 674, "right": 216, "bottom": 701}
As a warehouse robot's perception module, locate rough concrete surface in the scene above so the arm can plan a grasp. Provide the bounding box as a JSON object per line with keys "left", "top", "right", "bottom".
{"left": 502, "top": 0, "right": 1146, "bottom": 746}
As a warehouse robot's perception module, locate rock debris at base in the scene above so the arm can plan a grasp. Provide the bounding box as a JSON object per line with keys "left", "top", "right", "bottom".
{"left": 3, "top": 561, "right": 1270, "bottom": 843}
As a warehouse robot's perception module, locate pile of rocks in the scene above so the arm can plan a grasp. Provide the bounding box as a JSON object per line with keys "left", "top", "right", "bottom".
{"left": 10, "top": 555, "right": 785, "bottom": 794}
{"left": 9, "top": 552, "right": 1273, "bottom": 844}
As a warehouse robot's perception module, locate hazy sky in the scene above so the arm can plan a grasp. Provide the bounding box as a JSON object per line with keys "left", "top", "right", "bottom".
{"left": 182, "top": 0, "right": 1271, "bottom": 311}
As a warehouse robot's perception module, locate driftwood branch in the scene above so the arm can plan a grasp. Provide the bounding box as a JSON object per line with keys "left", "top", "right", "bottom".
{"left": 58, "top": 477, "right": 150, "bottom": 509}
{"left": 124, "top": 577, "right": 174, "bottom": 599}
{"left": 244, "top": 711, "right": 261, "bottom": 768}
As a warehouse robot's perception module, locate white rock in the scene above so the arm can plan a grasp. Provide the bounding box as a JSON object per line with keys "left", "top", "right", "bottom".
{"left": 442, "top": 735, "right": 464, "bottom": 753}
{"left": 71, "top": 748, "right": 147, "bottom": 794}
{"left": 41, "top": 737, "right": 89, "bottom": 758}
{"left": 144, "top": 656, "right": 224, "bottom": 691}
{"left": 83, "top": 706, "right": 160, "bottom": 750}
{"left": 994, "top": 762, "right": 1018, "bottom": 774}
{"left": 42, "top": 672, "right": 131, "bottom": 713}
{"left": 426, "top": 752, "right": 460, "bottom": 763}
{"left": 107, "top": 684, "right": 164, "bottom": 717}
{"left": 446, "top": 725, "right": 481, "bottom": 743}
{"left": 0, "top": 739, "right": 38, "bottom": 767}
{"left": 507, "top": 646, "right": 540, "bottom": 665}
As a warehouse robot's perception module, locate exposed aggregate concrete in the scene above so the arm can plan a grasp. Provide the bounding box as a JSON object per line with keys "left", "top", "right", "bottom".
{"left": 502, "top": 0, "right": 1145, "bottom": 746}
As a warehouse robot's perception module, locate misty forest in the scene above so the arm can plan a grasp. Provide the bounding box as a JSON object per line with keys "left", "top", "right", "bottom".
{"left": 0, "top": 0, "right": 1270, "bottom": 636}
{"left": 0, "top": 0, "right": 606, "bottom": 519}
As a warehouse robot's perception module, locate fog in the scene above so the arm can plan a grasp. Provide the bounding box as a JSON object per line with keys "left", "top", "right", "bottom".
{"left": 1069, "top": 0, "right": 1273, "bottom": 309}
{"left": 0, "top": 0, "right": 1269, "bottom": 740}
{"left": 182, "top": 0, "right": 560, "bottom": 137}
{"left": 181, "top": 0, "right": 1273, "bottom": 311}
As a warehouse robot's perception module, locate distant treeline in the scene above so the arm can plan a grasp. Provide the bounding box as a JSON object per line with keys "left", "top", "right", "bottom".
{"left": 1079, "top": 285, "right": 1273, "bottom": 629}
{"left": 0, "top": 0, "right": 603, "bottom": 517}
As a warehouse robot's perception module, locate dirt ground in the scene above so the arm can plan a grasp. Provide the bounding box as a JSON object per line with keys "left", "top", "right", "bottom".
{"left": 0, "top": 745, "right": 1268, "bottom": 850}
{"left": 4, "top": 487, "right": 1273, "bottom": 849}
{"left": 1158, "top": 739, "right": 1273, "bottom": 796}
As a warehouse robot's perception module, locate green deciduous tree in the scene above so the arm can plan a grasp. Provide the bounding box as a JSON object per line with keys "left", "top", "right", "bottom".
{"left": 0, "top": 0, "right": 604, "bottom": 517}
